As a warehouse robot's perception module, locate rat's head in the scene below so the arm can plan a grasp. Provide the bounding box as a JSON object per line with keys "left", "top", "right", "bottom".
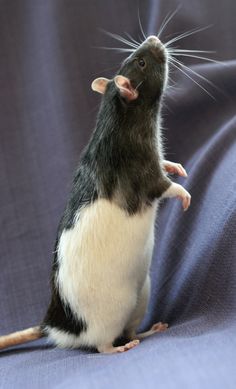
{"left": 92, "top": 36, "right": 169, "bottom": 107}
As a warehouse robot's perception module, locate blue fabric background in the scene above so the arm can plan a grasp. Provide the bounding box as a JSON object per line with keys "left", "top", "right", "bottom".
{"left": 0, "top": 0, "right": 235, "bottom": 388}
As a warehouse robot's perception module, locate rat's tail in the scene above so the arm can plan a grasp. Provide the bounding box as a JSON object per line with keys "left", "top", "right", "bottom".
{"left": 0, "top": 326, "right": 44, "bottom": 350}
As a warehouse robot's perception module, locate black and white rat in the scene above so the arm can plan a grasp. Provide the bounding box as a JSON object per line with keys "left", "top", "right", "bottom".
{"left": 0, "top": 35, "right": 191, "bottom": 353}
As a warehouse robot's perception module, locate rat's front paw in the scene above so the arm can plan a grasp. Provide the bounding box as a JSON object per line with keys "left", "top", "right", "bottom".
{"left": 162, "top": 182, "right": 191, "bottom": 211}
{"left": 175, "top": 184, "right": 191, "bottom": 211}
{"left": 162, "top": 160, "right": 187, "bottom": 177}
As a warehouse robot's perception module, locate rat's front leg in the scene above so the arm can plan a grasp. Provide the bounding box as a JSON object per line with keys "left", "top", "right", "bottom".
{"left": 162, "top": 182, "right": 191, "bottom": 211}
{"left": 162, "top": 160, "right": 187, "bottom": 178}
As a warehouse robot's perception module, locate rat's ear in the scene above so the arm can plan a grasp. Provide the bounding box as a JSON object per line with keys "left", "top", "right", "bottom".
{"left": 114, "top": 75, "right": 139, "bottom": 101}
{"left": 91, "top": 77, "right": 110, "bottom": 94}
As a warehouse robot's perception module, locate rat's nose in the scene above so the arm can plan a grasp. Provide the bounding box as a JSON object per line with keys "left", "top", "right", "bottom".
{"left": 146, "top": 35, "right": 161, "bottom": 45}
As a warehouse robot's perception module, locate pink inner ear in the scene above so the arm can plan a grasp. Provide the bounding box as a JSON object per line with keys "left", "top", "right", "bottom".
{"left": 115, "top": 76, "right": 139, "bottom": 101}
{"left": 120, "top": 79, "right": 131, "bottom": 90}
{"left": 91, "top": 77, "right": 110, "bottom": 95}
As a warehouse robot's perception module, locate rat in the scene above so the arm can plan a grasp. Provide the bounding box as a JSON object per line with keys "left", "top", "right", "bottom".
{"left": 0, "top": 35, "right": 191, "bottom": 354}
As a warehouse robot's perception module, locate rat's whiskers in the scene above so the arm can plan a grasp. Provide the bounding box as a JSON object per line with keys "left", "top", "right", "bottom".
{"left": 169, "top": 52, "right": 226, "bottom": 66}
{"left": 100, "top": 29, "right": 139, "bottom": 49}
{"left": 125, "top": 32, "right": 141, "bottom": 46}
{"left": 96, "top": 46, "right": 135, "bottom": 53}
{"left": 135, "top": 80, "right": 144, "bottom": 91}
{"left": 169, "top": 49, "right": 216, "bottom": 54}
{"left": 165, "top": 25, "right": 213, "bottom": 47}
{"left": 138, "top": 8, "right": 147, "bottom": 40}
{"left": 169, "top": 56, "right": 224, "bottom": 95}
{"left": 157, "top": 5, "right": 182, "bottom": 38}
{"left": 168, "top": 57, "right": 216, "bottom": 100}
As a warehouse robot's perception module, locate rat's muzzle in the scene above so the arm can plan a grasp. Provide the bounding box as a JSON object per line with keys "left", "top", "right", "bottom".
{"left": 145, "top": 35, "right": 161, "bottom": 46}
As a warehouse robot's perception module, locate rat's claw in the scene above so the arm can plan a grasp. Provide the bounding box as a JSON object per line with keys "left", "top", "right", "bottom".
{"left": 177, "top": 163, "right": 188, "bottom": 177}
{"left": 182, "top": 193, "right": 191, "bottom": 211}
{"left": 174, "top": 183, "right": 191, "bottom": 211}
{"left": 162, "top": 182, "right": 191, "bottom": 211}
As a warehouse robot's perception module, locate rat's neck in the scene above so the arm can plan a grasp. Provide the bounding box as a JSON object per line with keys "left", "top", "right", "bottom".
{"left": 96, "top": 95, "right": 162, "bottom": 145}
{"left": 123, "top": 101, "right": 161, "bottom": 140}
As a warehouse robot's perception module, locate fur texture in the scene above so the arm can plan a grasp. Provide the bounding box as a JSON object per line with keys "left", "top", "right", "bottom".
{"left": 45, "top": 199, "right": 157, "bottom": 349}
{"left": 41, "top": 36, "right": 190, "bottom": 352}
{"left": 0, "top": 36, "right": 191, "bottom": 353}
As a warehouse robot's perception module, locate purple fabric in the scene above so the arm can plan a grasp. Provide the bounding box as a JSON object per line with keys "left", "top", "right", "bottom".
{"left": 0, "top": 0, "right": 236, "bottom": 388}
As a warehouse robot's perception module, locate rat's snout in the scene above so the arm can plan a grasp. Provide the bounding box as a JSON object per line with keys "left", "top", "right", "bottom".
{"left": 141, "top": 35, "right": 166, "bottom": 64}
{"left": 145, "top": 35, "right": 161, "bottom": 46}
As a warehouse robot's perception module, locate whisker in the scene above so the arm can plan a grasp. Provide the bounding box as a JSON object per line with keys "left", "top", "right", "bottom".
{"left": 137, "top": 34, "right": 144, "bottom": 43}
{"left": 110, "top": 35, "right": 139, "bottom": 49}
{"left": 170, "top": 56, "right": 223, "bottom": 94}
{"left": 162, "top": 98, "right": 175, "bottom": 112}
{"left": 167, "top": 75, "right": 181, "bottom": 91}
{"left": 135, "top": 80, "right": 144, "bottom": 90}
{"left": 100, "top": 29, "right": 139, "bottom": 49}
{"left": 157, "top": 14, "right": 170, "bottom": 38}
{"left": 170, "top": 52, "right": 226, "bottom": 66}
{"left": 165, "top": 25, "right": 213, "bottom": 47}
{"left": 168, "top": 49, "right": 216, "bottom": 54}
{"left": 138, "top": 7, "right": 147, "bottom": 40}
{"left": 124, "top": 32, "right": 141, "bottom": 46}
{"left": 164, "top": 30, "right": 187, "bottom": 41}
{"left": 158, "top": 4, "right": 182, "bottom": 38}
{"left": 111, "top": 34, "right": 139, "bottom": 49}
{"left": 95, "top": 46, "right": 135, "bottom": 53}
{"left": 169, "top": 58, "right": 216, "bottom": 100}
{"left": 168, "top": 75, "right": 175, "bottom": 84}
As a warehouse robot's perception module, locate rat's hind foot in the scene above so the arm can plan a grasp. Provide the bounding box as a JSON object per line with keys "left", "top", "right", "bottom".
{"left": 136, "top": 322, "right": 168, "bottom": 340}
{"left": 98, "top": 339, "right": 140, "bottom": 354}
{"left": 117, "top": 339, "right": 140, "bottom": 352}
{"left": 151, "top": 322, "right": 168, "bottom": 333}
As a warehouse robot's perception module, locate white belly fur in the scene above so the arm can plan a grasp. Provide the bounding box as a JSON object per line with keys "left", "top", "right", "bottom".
{"left": 53, "top": 198, "right": 158, "bottom": 348}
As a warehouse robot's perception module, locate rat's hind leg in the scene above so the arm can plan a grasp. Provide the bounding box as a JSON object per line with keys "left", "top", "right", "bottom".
{"left": 124, "top": 275, "right": 151, "bottom": 340}
{"left": 97, "top": 339, "right": 140, "bottom": 354}
{"left": 124, "top": 275, "right": 168, "bottom": 341}
{"left": 89, "top": 286, "right": 141, "bottom": 354}
{"left": 136, "top": 322, "right": 168, "bottom": 339}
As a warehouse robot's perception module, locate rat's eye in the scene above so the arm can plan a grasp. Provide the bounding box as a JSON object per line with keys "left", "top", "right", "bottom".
{"left": 138, "top": 58, "right": 146, "bottom": 68}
